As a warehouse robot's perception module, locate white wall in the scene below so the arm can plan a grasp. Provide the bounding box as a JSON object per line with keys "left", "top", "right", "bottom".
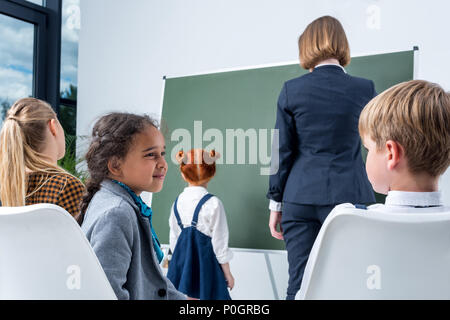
{"left": 77, "top": 0, "right": 450, "bottom": 204}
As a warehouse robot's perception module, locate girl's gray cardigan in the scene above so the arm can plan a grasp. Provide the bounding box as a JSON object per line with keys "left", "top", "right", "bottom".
{"left": 81, "top": 179, "right": 185, "bottom": 300}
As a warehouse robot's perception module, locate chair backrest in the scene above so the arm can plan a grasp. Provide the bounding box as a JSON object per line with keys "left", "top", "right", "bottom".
{"left": 0, "top": 204, "right": 117, "bottom": 300}
{"left": 297, "top": 205, "right": 450, "bottom": 299}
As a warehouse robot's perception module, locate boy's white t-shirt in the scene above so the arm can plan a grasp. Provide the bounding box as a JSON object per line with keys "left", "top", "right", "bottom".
{"left": 169, "top": 186, "right": 233, "bottom": 264}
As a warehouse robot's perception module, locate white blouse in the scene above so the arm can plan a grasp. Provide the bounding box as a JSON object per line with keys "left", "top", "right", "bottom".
{"left": 169, "top": 186, "right": 233, "bottom": 264}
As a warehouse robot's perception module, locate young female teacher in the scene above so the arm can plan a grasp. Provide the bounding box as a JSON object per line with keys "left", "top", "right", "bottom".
{"left": 267, "top": 16, "right": 376, "bottom": 300}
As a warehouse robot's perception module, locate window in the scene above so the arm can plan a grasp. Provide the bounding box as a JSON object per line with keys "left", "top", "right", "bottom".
{"left": 0, "top": 13, "right": 34, "bottom": 119}
{"left": 25, "top": 0, "right": 42, "bottom": 5}
{"left": 60, "top": 0, "right": 79, "bottom": 136}
{"left": 61, "top": 0, "right": 79, "bottom": 96}
{"left": 56, "top": 0, "right": 80, "bottom": 176}
{"left": 0, "top": 0, "right": 62, "bottom": 119}
{"left": 0, "top": 0, "right": 83, "bottom": 177}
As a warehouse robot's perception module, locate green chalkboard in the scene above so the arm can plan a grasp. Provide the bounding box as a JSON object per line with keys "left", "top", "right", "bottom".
{"left": 153, "top": 50, "right": 415, "bottom": 250}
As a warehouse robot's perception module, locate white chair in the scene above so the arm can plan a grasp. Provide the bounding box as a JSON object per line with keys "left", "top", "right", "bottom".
{"left": 296, "top": 204, "right": 450, "bottom": 299}
{"left": 0, "top": 204, "right": 116, "bottom": 300}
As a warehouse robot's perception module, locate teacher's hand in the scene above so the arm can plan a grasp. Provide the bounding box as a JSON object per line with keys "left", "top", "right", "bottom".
{"left": 269, "top": 210, "right": 284, "bottom": 240}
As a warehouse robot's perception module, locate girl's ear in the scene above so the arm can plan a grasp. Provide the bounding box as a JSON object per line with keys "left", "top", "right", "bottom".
{"left": 107, "top": 156, "right": 122, "bottom": 177}
{"left": 48, "top": 119, "right": 58, "bottom": 137}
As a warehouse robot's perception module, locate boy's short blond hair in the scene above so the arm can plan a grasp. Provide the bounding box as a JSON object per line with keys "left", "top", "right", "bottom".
{"left": 359, "top": 80, "right": 450, "bottom": 177}
{"left": 298, "top": 15, "right": 351, "bottom": 70}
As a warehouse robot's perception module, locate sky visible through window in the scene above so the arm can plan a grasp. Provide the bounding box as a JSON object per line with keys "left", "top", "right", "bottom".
{"left": 0, "top": 14, "right": 34, "bottom": 104}
{"left": 61, "top": 0, "right": 80, "bottom": 99}
{"left": 0, "top": 0, "right": 80, "bottom": 106}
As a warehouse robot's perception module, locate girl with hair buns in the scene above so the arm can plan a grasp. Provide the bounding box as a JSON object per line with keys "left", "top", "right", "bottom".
{"left": 167, "top": 149, "right": 234, "bottom": 300}
{"left": 0, "top": 97, "right": 85, "bottom": 221}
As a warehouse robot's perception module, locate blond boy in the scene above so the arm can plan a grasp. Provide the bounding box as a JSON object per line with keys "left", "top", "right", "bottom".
{"left": 359, "top": 79, "right": 450, "bottom": 210}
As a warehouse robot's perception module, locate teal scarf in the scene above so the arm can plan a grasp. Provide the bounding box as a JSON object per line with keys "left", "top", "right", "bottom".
{"left": 112, "top": 180, "right": 164, "bottom": 263}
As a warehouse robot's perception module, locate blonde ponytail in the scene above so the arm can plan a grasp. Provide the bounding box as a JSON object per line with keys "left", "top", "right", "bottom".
{"left": 0, "top": 119, "right": 27, "bottom": 206}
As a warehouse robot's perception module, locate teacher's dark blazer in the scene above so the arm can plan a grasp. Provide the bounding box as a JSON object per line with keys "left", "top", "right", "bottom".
{"left": 267, "top": 64, "right": 376, "bottom": 206}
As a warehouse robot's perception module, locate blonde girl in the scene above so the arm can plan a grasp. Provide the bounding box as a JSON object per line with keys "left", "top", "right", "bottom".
{"left": 0, "top": 97, "right": 85, "bottom": 221}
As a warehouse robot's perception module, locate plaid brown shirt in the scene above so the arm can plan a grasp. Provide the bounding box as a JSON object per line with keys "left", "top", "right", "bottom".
{"left": 26, "top": 172, "right": 86, "bottom": 220}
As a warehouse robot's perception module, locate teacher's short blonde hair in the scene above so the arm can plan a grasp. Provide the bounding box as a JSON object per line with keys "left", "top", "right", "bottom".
{"left": 359, "top": 80, "right": 450, "bottom": 177}
{"left": 298, "top": 15, "right": 350, "bottom": 70}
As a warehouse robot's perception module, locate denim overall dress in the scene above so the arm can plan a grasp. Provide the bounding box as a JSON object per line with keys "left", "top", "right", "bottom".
{"left": 167, "top": 193, "right": 231, "bottom": 300}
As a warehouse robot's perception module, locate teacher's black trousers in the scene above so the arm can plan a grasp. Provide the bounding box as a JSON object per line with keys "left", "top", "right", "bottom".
{"left": 281, "top": 202, "right": 335, "bottom": 300}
